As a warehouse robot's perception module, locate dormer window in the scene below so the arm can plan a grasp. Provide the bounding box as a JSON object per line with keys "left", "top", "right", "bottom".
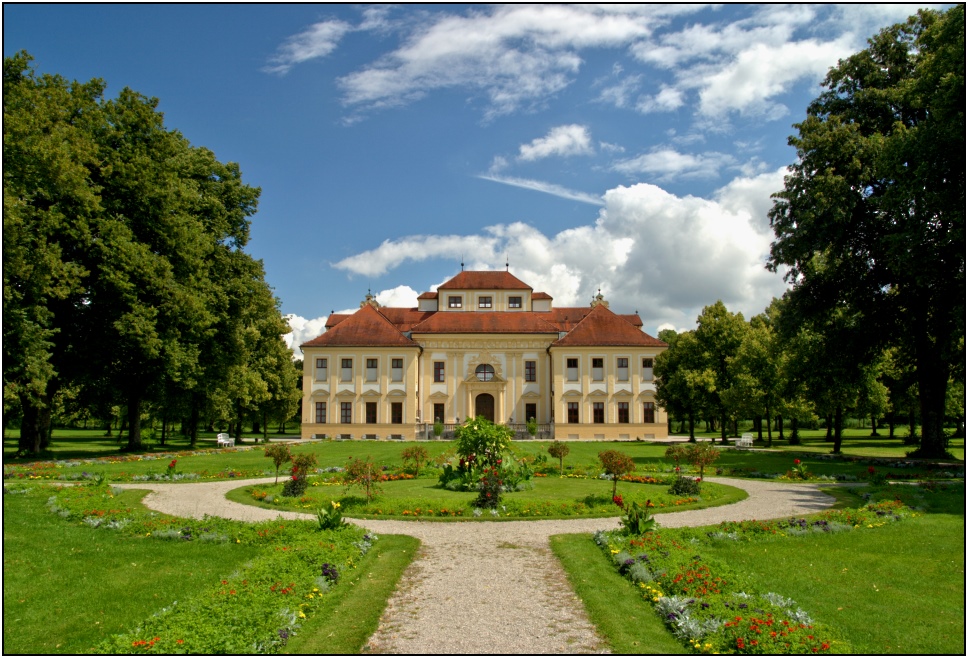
{"left": 478, "top": 296, "right": 492, "bottom": 308}
{"left": 448, "top": 296, "right": 463, "bottom": 308}
{"left": 508, "top": 296, "right": 522, "bottom": 309}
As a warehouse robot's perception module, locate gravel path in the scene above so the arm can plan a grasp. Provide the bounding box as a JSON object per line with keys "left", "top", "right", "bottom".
{"left": 116, "top": 477, "right": 837, "bottom": 654}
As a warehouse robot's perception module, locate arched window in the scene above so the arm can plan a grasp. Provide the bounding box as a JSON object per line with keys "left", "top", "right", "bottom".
{"left": 475, "top": 364, "right": 495, "bottom": 382}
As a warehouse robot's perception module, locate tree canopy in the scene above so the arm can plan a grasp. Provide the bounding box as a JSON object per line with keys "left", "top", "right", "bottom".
{"left": 3, "top": 51, "right": 299, "bottom": 453}
{"left": 767, "top": 7, "right": 965, "bottom": 458}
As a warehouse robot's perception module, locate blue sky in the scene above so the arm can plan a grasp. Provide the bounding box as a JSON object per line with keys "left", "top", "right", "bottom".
{"left": 4, "top": 3, "right": 943, "bottom": 356}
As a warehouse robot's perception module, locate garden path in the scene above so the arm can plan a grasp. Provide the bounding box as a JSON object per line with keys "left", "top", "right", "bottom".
{"left": 117, "top": 477, "right": 837, "bottom": 654}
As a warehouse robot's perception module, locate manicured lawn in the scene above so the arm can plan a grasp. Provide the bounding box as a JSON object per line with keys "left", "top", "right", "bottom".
{"left": 6, "top": 433, "right": 961, "bottom": 485}
{"left": 2, "top": 488, "right": 259, "bottom": 654}
{"left": 282, "top": 534, "right": 420, "bottom": 654}
{"left": 559, "top": 481, "right": 965, "bottom": 655}
{"left": 551, "top": 533, "right": 688, "bottom": 654}
{"left": 226, "top": 475, "right": 747, "bottom": 520}
{"left": 3, "top": 485, "right": 419, "bottom": 655}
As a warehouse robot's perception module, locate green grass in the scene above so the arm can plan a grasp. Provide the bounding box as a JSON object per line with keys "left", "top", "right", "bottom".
{"left": 5, "top": 431, "right": 962, "bottom": 486}
{"left": 2, "top": 487, "right": 260, "bottom": 654}
{"left": 226, "top": 475, "right": 748, "bottom": 520}
{"left": 557, "top": 482, "right": 965, "bottom": 655}
{"left": 551, "top": 533, "right": 687, "bottom": 654}
{"left": 283, "top": 535, "right": 419, "bottom": 654}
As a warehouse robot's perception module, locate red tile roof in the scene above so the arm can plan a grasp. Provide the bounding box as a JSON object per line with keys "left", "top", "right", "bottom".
{"left": 532, "top": 292, "right": 553, "bottom": 300}
{"left": 378, "top": 308, "right": 436, "bottom": 332}
{"left": 410, "top": 311, "right": 559, "bottom": 334}
{"left": 302, "top": 304, "right": 420, "bottom": 348}
{"left": 551, "top": 304, "right": 666, "bottom": 347}
{"left": 437, "top": 270, "right": 532, "bottom": 290}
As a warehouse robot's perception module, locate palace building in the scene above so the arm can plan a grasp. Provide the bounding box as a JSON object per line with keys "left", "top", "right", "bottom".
{"left": 300, "top": 271, "right": 668, "bottom": 440}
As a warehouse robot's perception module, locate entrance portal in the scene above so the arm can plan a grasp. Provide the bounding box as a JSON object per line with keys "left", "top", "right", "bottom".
{"left": 475, "top": 393, "right": 495, "bottom": 422}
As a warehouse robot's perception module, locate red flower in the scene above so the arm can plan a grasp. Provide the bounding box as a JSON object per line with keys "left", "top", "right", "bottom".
{"left": 794, "top": 459, "right": 801, "bottom": 465}
{"left": 868, "top": 466, "right": 876, "bottom": 474}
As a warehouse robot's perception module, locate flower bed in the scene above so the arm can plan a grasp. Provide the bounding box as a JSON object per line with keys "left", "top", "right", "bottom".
{"left": 44, "top": 483, "right": 376, "bottom": 653}
{"left": 593, "top": 496, "right": 920, "bottom": 654}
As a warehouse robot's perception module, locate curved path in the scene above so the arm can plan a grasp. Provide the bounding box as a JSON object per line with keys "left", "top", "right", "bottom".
{"left": 116, "top": 477, "right": 837, "bottom": 654}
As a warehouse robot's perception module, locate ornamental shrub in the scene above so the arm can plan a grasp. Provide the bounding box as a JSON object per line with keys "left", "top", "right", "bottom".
{"left": 454, "top": 416, "right": 513, "bottom": 468}
{"left": 264, "top": 444, "right": 293, "bottom": 484}
{"left": 548, "top": 440, "right": 570, "bottom": 476}
{"left": 598, "top": 449, "right": 635, "bottom": 498}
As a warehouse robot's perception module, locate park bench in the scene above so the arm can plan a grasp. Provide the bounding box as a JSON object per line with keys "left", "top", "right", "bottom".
{"left": 735, "top": 433, "right": 754, "bottom": 448}
{"left": 216, "top": 433, "right": 235, "bottom": 448}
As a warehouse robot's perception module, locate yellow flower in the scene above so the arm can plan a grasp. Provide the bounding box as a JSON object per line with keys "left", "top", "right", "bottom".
{"left": 332, "top": 501, "right": 340, "bottom": 509}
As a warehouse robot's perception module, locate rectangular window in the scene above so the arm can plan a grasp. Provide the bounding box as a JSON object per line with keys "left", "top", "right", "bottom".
{"left": 592, "top": 357, "right": 604, "bottom": 381}
{"left": 315, "top": 358, "right": 328, "bottom": 381}
{"left": 315, "top": 402, "right": 326, "bottom": 424}
{"left": 618, "top": 402, "right": 629, "bottom": 423}
{"left": 341, "top": 358, "right": 353, "bottom": 382}
{"left": 524, "top": 360, "right": 536, "bottom": 382}
{"left": 617, "top": 357, "right": 629, "bottom": 381}
{"left": 366, "top": 358, "right": 378, "bottom": 382}
{"left": 448, "top": 296, "right": 462, "bottom": 308}
{"left": 642, "top": 357, "right": 654, "bottom": 381}
{"left": 433, "top": 361, "right": 445, "bottom": 383}
{"left": 566, "top": 357, "right": 579, "bottom": 381}
{"left": 391, "top": 402, "right": 403, "bottom": 424}
{"left": 508, "top": 296, "right": 522, "bottom": 309}
{"left": 593, "top": 402, "right": 605, "bottom": 424}
{"left": 433, "top": 403, "right": 445, "bottom": 424}
{"left": 643, "top": 402, "right": 656, "bottom": 424}
{"left": 340, "top": 402, "right": 352, "bottom": 424}
{"left": 391, "top": 358, "right": 403, "bottom": 382}
{"left": 365, "top": 402, "right": 377, "bottom": 424}
{"left": 478, "top": 296, "right": 492, "bottom": 308}
{"left": 567, "top": 402, "right": 579, "bottom": 424}
{"left": 525, "top": 403, "right": 537, "bottom": 423}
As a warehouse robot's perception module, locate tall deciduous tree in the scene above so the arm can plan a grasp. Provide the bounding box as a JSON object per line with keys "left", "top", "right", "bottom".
{"left": 768, "top": 7, "right": 965, "bottom": 459}
{"left": 693, "top": 301, "right": 748, "bottom": 444}
{"left": 655, "top": 330, "right": 714, "bottom": 442}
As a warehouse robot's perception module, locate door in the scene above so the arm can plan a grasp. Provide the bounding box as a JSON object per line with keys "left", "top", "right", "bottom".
{"left": 475, "top": 393, "right": 495, "bottom": 422}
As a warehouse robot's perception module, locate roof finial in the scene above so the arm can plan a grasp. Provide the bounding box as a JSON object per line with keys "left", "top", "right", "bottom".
{"left": 461, "top": 254, "right": 464, "bottom": 271}
{"left": 506, "top": 253, "right": 509, "bottom": 271}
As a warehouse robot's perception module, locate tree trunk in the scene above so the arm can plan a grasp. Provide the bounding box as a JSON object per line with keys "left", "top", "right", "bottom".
{"left": 888, "top": 414, "right": 895, "bottom": 439}
{"left": 688, "top": 413, "right": 696, "bottom": 442}
{"left": 188, "top": 395, "right": 200, "bottom": 448}
{"left": 832, "top": 406, "right": 844, "bottom": 454}
{"left": 789, "top": 417, "right": 801, "bottom": 445}
{"left": 18, "top": 394, "right": 43, "bottom": 454}
{"left": 765, "top": 408, "right": 773, "bottom": 447}
{"left": 755, "top": 415, "right": 763, "bottom": 441}
{"left": 777, "top": 415, "right": 785, "bottom": 441}
{"left": 126, "top": 394, "right": 143, "bottom": 452}
{"left": 719, "top": 411, "right": 728, "bottom": 445}
{"left": 912, "top": 348, "right": 950, "bottom": 458}
{"left": 825, "top": 415, "right": 833, "bottom": 442}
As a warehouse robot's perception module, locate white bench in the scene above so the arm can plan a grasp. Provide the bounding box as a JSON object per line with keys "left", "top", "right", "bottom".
{"left": 735, "top": 433, "right": 753, "bottom": 448}
{"left": 216, "top": 433, "right": 235, "bottom": 448}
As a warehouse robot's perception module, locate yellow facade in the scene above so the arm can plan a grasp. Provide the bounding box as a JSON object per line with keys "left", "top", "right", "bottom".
{"left": 300, "top": 271, "right": 667, "bottom": 440}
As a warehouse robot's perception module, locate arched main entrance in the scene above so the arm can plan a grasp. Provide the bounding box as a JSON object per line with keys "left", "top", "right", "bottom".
{"left": 475, "top": 393, "right": 495, "bottom": 422}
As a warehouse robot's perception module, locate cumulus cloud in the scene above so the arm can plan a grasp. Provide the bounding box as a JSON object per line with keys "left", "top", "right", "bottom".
{"left": 283, "top": 314, "right": 330, "bottom": 360}
{"left": 332, "top": 173, "right": 791, "bottom": 335}
{"left": 518, "top": 124, "right": 594, "bottom": 161}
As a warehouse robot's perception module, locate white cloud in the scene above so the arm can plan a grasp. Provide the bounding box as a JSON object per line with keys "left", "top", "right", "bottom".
{"left": 477, "top": 174, "right": 604, "bottom": 206}
{"left": 636, "top": 85, "right": 685, "bottom": 113}
{"left": 612, "top": 148, "right": 736, "bottom": 181}
{"left": 332, "top": 4, "right": 697, "bottom": 119}
{"left": 518, "top": 124, "right": 594, "bottom": 161}
{"left": 264, "top": 20, "right": 353, "bottom": 74}
{"left": 283, "top": 314, "right": 330, "bottom": 360}
{"left": 332, "top": 174, "right": 791, "bottom": 334}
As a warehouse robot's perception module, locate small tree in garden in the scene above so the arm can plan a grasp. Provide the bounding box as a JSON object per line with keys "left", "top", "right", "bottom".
{"left": 454, "top": 416, "right": 513, "bottom": 468}
{"left": 282, "top": 452, "right": 317, "bottom": 497}
{"left": 664, "top": 445, "right": 687, "bottom": 474}
{"left": 598, "top": 450, "right": 636, "bottom": 499}
{"left": 685, "top": 442, "right": 720, "bottom": 481}
{"left": 401, "top": 445, "right": 429, "bottom": 475}
{"left": 344, "top": 456, "right": 382, "bottom": 503}
{"left": 264, "top": 443, "right": 293, "bottom": 484}
{"left": 548, "top": 440, "right": 570, "bottom": 476}
{"left": 433, "top": 418, "right": 444, "bottom": 439}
